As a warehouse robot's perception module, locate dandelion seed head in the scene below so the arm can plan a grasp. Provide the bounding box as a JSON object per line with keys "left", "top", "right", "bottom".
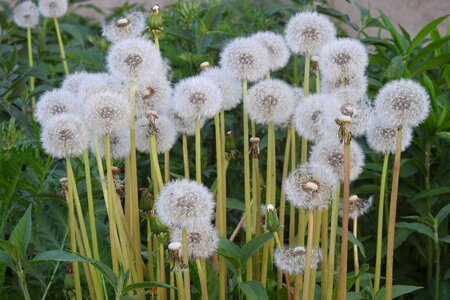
{"left": 199, "top": 67, "right": 242, "bottom": 111}
{"left": 156, "top": 179, "right": 215, "bottom": 230}
{"left": 319, "top": 38, "right": 368, "bottom": 77}
{"left": 285, "top": 12, "right": 336, "bottom": 55}
{"left": 107, "top": 37, "right": 163, "bottom": 81}
{"left": 171, "top": 225, "right": 218, "bottom": 259}
{"left": 374, "top": 79, "right": 430, "bottom": 127}
{"left": 366, "top": 117, "right": 413, "bottom": 154}
{"left": 220, "top": 37, "right": 270, "bottom": 82}
{"left": 136, "top": 76, "right": 172, "bottom": 116}
{"left": 251, "top": 31, "right": 290, "bottom": 71}
{"left": 310, "top": 138, "right": 365, "bottom": 182}
{"left": 172, "top": 76, "right": 222, "bottom": 120}
{"left": 90, "top": 128, "right": 130, "bottom": 160}
{"left": 168, "top": 110, "right": 204, "bottom": 136}
{"left": 61, "top": 71, "right": 92, "bottom": 96}
{"left": 78, "top": 73, "right": 125, "bottom": 102}
{"left": 247, "top": 79, "right": 296, "bottom": 125}
{"left": 274, "top": 247, "right": 322, "bottom": 275}
{"left": 35, "top": 89, "right": 81, "bottom": 126}
{"left": 135, "top": 114, "right": 177, "bottom": 154}
{"left": 38, "top": 0, "right": 68, "bottom": 18}
{"left": 322, "top": 70, "right": 368, "bottom": 96}
{"left": 340, "top": 195, "right": 373, "bottom": 219}
{"left": 102, "top": 11, "right": 146, "bottom": 42}
{"left": 85, "top": 91, "right": 130, "bottom": 135}
{"left": 13, "top": 1, "right": 39, "bottom": 28}
{"left": 285, "top": 163, "right": 336, "bottom": 210}
{"left": 41, "top": 113, "right": 88, "bottom": 158}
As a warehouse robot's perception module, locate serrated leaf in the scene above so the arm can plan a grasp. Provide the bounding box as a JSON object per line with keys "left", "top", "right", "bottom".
{"left": 436, "top": 203, "right": 450, "bottom": 225}
{"left": 396, "top": 222, "right": 434, "bottom": 240}
{"left": 407, "top": 15, "right": 449, "bottom": 56}
{"left": 122, "top": 281, "right": 176, "bottom": 294}
{"left": 9, "top": 205, "right": 32, "bottom": 256}
{"left": 240, "top": 232, "right": 273, "bottom": 266}
{"left": 241, "top": 281, "right": 268, "bottom": 300}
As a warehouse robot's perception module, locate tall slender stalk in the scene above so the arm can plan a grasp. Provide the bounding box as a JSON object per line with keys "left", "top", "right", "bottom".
{"left": 195, "top": 119, "right": 202, "bottom": 183}
{"left": 320, "top": 209, "right": 329, "bottom": 300}
{"left": 26, "top": 28, "right": 36, "bottom": 112}
{"left": 164, "top": 151, "right": 170, "bottom": 183}
{"left": 289, "top": 126, "right": 297, "bottom": 248}
{"left": 309, "top": 209, "right": 323, "bottom": 300}
{"left": 326, "top": 185, "right": 341, "bottom": 300}
{"left": 159, "top": 241, "right": 167, "bottom": 300}
{"left": 385, "top": 127, "right": 403, "bottom": 300}
{"left": 196, "top": 259, "right": 209, "bottom": 300}
{"left": 182, "top": 229, "right": 191, "bottom": 300}
{"left": 302, "top": 210, "right": 314, "bottom": 300}
{"left": 53, "top": 17, "right": 69, "bottom": 75}
{"left": 353, "top": 217, "right": 360, "bottom": 292}
{"left": 374, "top": 153, "right": 389, "bottom": 292}
{"left": 182, "top": 134, "right": 190, "bottom": 179}
{"left": 251, "top": 140, "right": 262, "bottom": 280}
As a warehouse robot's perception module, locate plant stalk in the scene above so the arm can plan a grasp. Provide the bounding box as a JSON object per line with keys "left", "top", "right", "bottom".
{"left": 302, "top": 210, "right": 314, "bottom": 300}
{"left": 53, "top": 17, "right": 69, "bottom": 75}
{"left": 326, "top": 185, "right": 341, "bottom": 300}
{"left": 182, "top": 229, "right": 191, "bottom": 300}
{"left": 182, "top": 134, "right": 190, "bottom": 179}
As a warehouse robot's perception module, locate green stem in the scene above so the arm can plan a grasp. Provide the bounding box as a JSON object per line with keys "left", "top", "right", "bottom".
{"left": 385, "top": 127, "right": 403, "bottom": 300}
{"left": 302, "top": 210, "right": 314, "bottom": 300}
{"left": 214, "top": 115, "right": 225, "bottom": 237}
{"left": 326, "top": 185, "right": 341, "bottom": 300}
{"left": 309, "top": 209, "right": 323, "bottom": 300}
{"left": 196, "top": 259, "right": 209, "bottom": 300}
{"left": 17, "top": 264, "right": 31, "bottom": 300}
{"left": 353, "top": 217, "right": 360, "bottom": 293}
{"left": 293, "top": 54, "right": 299, "bottom": 86}
{"left": 146, "top": 220, "right": 155, "bottom": 281}
{"left": 434, "top": 222, "right": 440, "bottom": 300}
{"left": 195, "top": 119, "right": 202, "bottom": 183}
{"left": 374, "top": 153, "right": 389, "bottom": 292}
{"left": 320, "top": 209, "right": 329, "bottom": 300}
{"left": 182, "top": 229, "right": 191, "bottom": 300}
{"left": 159, "top": 241, "right": 167, "bottom": 300}
{"left": 304, "top": 54, "right": 310, "bottom": 96}
{"left": 175, "top": 270, "right": 185, "bottom": 300}
{"left": 182, "top": 134, "right": 190, "bottom": 179}
{"left": 425, "top": 141, "right": 433, "bottom": 282}
{"left": 164, "top": 151, "right": 170, "bottom": 183}
{"left": 149, "top": 135, "right": 164, "bottom": 190}
{"left": 27, "top": 27, "right": 36, "bottom": 111}
{"left": 252, "top": 155, "right": 261, "bottom": 280}
{"left": 53, "top": 17, "right": 69, "bottom": 76}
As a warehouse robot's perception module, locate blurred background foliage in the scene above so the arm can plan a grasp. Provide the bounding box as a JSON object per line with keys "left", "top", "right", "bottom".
{"left": 0, "top": 0, "right": 449, "bottom": 298}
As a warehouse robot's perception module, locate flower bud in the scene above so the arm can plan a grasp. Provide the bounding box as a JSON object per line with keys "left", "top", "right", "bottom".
{"left": 266, "top": 205, "right": 281, "bottom": 232}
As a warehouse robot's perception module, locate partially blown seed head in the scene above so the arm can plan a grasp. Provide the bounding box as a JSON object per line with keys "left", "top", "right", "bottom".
{"left": 135, "top": 114, "right": 177, "bottom": 154}
{"left": 41, "top": 113, "right": 88, "bottom": 158}
{"left": 340, "top": 195, "right": 373, "bottom": 219}
{"left": 170, "top": 225, "right": 219, "bottom": 259}
{"left": 285, "top": 12, "right": 336, "bottom": 55}
{"left": 274, "top": 247, "right": 322, "bottom": 275}
{"left": 246, "top": 79, "right": 296, "bottom": 125}
{"left": 102, "top": 11, "right": 146, "bottom": 43}
{"left": 310, "top": 138, "right": 365, "bottom": 182}
{"left": 38, "top": 0, "right": 68, "bottom": 18}
{"left": 107, "top": 37, "right": 163, "bottom": 81}
{"left": 285, "top": 163, "right": 337, "bottom": 210}
{"left": 85, "top": 91, "right": 130, "bottom": 135}
{"left": 136, "top": 75, "right": 172, "bottom": 116}
{"left": 156, "top": 179, "right": 215, "bottom": 229}
{"left": 366, "top": 117, "right": 413, "bottom": 154}
{"left": 35, "top": 89, "right": 81, "bottom": 126}
{"left": 374, "top": 79, "right": 430, "bottom": 128}
{"left": 199, "top": 67, "right": 242, "bottom": 111}
{"left": 220, "top": 37, "right": 270, "bottom": 82}
{"left": 251, "top": 31, "right": 290, "bottom": 71}
{"left": 13, "top": 1, "right": 39, "bottom": 28}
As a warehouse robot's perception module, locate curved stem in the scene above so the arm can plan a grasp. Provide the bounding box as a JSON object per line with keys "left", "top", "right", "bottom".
{"left": 385, "top": 127, "right": 403, "bottom": 300}
{"left": 53, "top": 17, "right": 69, "bottom": 75}
{"left": 374, "top": 153, "right": 389, "bottom": 292}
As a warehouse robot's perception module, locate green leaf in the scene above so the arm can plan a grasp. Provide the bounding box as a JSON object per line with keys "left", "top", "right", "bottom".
{"left": 386, "top": 56, "right": 405, "bottom": 79}
{"left": 376, "top": 285, "right": 423, "bottom": 299}
{"left": 0, "top": 249, "right": 16, "bottom": 271}
{"left": 411, "top": 187, "right": 450, "bottom": 202}
{"left": 362, "top": 37, "right": 398, "bottom": 53}
{"left": 122, "top": 281, "right": 176, "bottom": 294}
{"left": 241, "top": 281, "right": 268, "bottom": 300}
{"left": 395, "top": 222, "right": 434, "bottom": 240}
{"left": 337, "top": 228, "right": 366, "bottom": 257}
{"left": 401, "top": 215, "right": 435, "bottom": 227}
{"left": 9, "top": 205, "right": 32, "bottom": 257}
{"left": 407, "top": 15, "right": 449, "bottom": 56}
{"left": 0, "top": 240, "right": 22, "bottom": 262}
{"left": 436, "top": 203, "right": 450, "bottom": 225}
{"left": 379, "top": 10, "right": 406, "bottom": 53}
{"left": 437, "top": 132, "right": 450, "bottom": 142}
{"left": 203, "top": 3, "right": 224, "bottom": 30}
{"left": 411, "top": 54, "right": 450, "bottom": 77}
{"left": 440, "top": 235, "right": 450, "bottom": 243}
{"left": 216, "top": 237, "right": 241, "bottom": 272}
{"left": 408, "top": 35, "right": 450, "bottom": 67}
{"left": 240, "top": 232, "right": 273, "bottom": 266}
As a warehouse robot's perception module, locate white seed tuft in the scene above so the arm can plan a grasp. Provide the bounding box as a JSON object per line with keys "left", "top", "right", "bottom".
{"left": 251, "top": 31, "right": 290, "bottom": 71}
{"left": 38, "top": 0, "right": 68, "bottom": 18}
{"left": 135, "top": 114, "right": 177, "bottom": 154}
{"left": 35, "top": 89, "right": 81, "bottom": 126}
{"left": 90, "top": 128, "right": 130, "bottom": 160}
{"left": 102, "top": 11, "right": 146, "bottom": 43}
{"left": 366, "top": 117, "right": 413, "bottom": 154}
{"left": 13, "top": 1, "right": 39, "bottom": 28}
{"left": 274, "top": 247, "right": 322, "bottom": 275}
{"left": 135, "top": 75, "right": 172, "bottom": 116}
{"left": 170, "top": 225, "right": 219, "bottom": 259}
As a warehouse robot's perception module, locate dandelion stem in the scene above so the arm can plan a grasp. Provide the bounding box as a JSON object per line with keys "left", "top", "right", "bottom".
{"left": 182, "top": 134, "right": 190, "bottom": 179}
{"left": 196, "top": 259, "right": 209, "bottom": 300}
{"left": 326, "top": 185, "right": 341, "bottom": 300}
{"left": 164, "top": 151, "right": 170, "bottom": 183}
{"left": 337, "top": 140, "right": 351, "bottom": 300}
{"left": 175, "top": 270, "right": 185, "bottom": 300}
{"left": 53, "top": 17, "right": 69, "bottom": 76}
{"left": 374, "top": 153, "right": 389, "bottom": 292}
{"left": 214, "top": 114, "right": 225, "bottom": 238}
{"left": 195, "top": 119, "right": 202, "bottom": 183}
{"left": 146, "top": 220, "right": 155, "bottom": 281}
{"left": 289, "top": 126, "right": 297, "bottom": 248}
{"left": 182, "top": 229, "right": 191, "bottom": 300}
{"left": 321, "top": 209, "right": 329, "bottom": 300}
{"left": 385, "top": 127, "right": 403, "bottom": 300}
{"left": 26, "top": 27, "right": 36, "bottom": 112}
{"left": 293, "top": 54, "right": 299, "bottom": 87}
{"left": 353, "top": 217, "right": 360, "bottom": 293}
{"left": 159, "top": 240, "right": 167, "bottom": 300}
{"left": 149, "top": 135, "right": 164, "bottom": 190}
{"left": 309, "top": 209, "right": 323, "bottom": 300}
{"left": 252, "top": 152, "right": 262, "bottom": 280}
{"left": 302, "top": 210, "right": 314, "bottom": 300}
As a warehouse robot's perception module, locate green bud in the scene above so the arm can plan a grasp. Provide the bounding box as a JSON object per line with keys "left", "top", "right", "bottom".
{"left": 266, "top": 205, "right": 281, "bottom": 232}
{"left": 148, "top": 5, "right": 163, "bottom": 38}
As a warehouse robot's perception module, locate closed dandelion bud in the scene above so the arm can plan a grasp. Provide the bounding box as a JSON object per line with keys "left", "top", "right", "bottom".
{"left": 293, "top": 93, "right": 339, "bottom": 143}
{"left": 285, "top": 163, "right": 336, "bottom": 210}
{"left": 247, "top": 79, "right": 296, "bottom": 125}
{"left": 149, "top": 5, "right": 163, "bottom": 36}
{"left": 78, "top": 73, "right": 125, "bottom": 102}
{"left": 266, "top": 205, "right": 281, "bottom": 232}
{"left": 136, "top": 76, "right": 172, "bottom": 116}
{"left": 171, "top": 225, "right": 219, "bottom": 259}
{"left": 200, "top": 61, "right": 211, "bottom": 71}
{"left": 61, "top": 71, "right": 91, "bottom": 96}
{"left": 135, "top": 114, "right": 177, "bottom": 154}
{"left": 169, "top": 109, "right": 204, "bottom": 136}
{"left": 319, "top": 38, "right": 368, "bottom": 77}
{"left": 85, "top": 92, "right": 130, "bottom": 136}
{"left": 90, "top": 128, "right": 130, "bottom": 159}
{"left": 220, "top": 37, "right": 270, "bottom": 82}
{"left": 310, "top": 137, "right": 365, "bottom": 182}
{"left": 366, "top": 117, "right": 413, "bottom": 154}
{"left": 274, "top": 247, "right": 322, "bottom": 275}
{"left": 226, "top": 131, "right": 236, "bottom": 153}
{"left": 199, "top": 67, "right": 242, "bottom": 111}
{"left": 374, "top": 79, "right": 430, "bottom": 128}
{"left": 13, "top": 1, "right": 39, "bottom": 28}
{"left": 139, "top": 188, "right": 153, "bottom": 213}
{"left": 156, "top": 179, "right": 215, "bottom": 229}
{"left": 38, "top": 0, "right": 68, "bottom": 18}
{"left": 285, "top": 12, "right": 336, "bottom": 55}
{"left": 251, "top": 31, "right": 290, "bottom": 71}
{"left": 172, "top": 76, "right": 223, "bottom": 120}
{"left": 41, "top": 114, "right": 88, "bottom": 158}
{"left": 106, "top": 37, "right": 163, "bottom": 81}
{"left": 35, "top": 89, "right": 81, "bottom": 126}
{"left": 103, "top": 11, "right": 146, "bottom": 43}
{"left": 340, "top": 195, "right": 373, "bottom": 219}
